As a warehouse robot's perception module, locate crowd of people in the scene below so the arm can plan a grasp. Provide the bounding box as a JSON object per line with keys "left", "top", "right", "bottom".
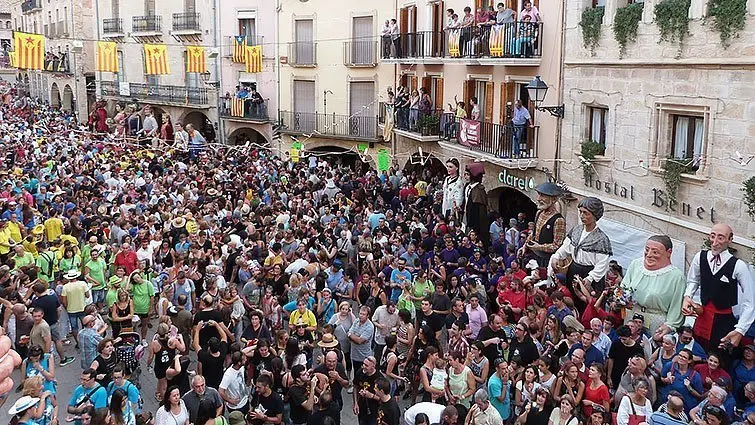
{"left": 0, "top": 91, "right": 754, "bottom": 425}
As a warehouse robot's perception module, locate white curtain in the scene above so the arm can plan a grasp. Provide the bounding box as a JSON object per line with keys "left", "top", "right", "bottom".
{"left": 693, "top": 117, "right": 704, "bottom": 158}
{"left": 673, "top": 116, "right": 689, "bottom": 158}
{"left": 591, "top": 108, "right": 602, "bottom": 143}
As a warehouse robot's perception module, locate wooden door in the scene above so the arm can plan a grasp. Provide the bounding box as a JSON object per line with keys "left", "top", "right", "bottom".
{"left": 433, "top": 77, "right": 444, "bottom": 112}
{"left": 500, "top": 81, "right": 515, "bottom": 123}
{"left": 484, "top": 81, "right": 494, "bottom": 122}
{"left": 463, "top": 80, "right": 475, "bottom": 116}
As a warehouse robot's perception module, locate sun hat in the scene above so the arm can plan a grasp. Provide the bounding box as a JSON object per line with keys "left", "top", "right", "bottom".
{"left": 318, "top": 333, "right": 339, "bottom": 349}
{"left": 63, "top": 270, "right": 81, "bottom": 280}
{"left": 8, "top": 396, "right": 40, "bottom": 415}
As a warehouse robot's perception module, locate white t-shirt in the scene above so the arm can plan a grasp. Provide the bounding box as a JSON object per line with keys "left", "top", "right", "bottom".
{"left": 219, "top": 366, "right": 248, "bottom": 410}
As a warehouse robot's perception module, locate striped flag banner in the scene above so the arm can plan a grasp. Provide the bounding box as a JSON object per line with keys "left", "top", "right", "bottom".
{"left": 96, "top": 41, "right": 119, "bottom": 72}
{"left": 245, "top": 45, "right": 262, "bottom": 73}
{"left": 231, "top": 98, "right": 245, "bottom": 117}
{"left": 232, "top": 36, "right": 246, "bottom": 63}
{"left": 448, "top": 29, "right": 460, "bottom": 57}
{"left": 186, "top": 45, "right": 206, "bottom": 74}
{"left": 489, "top": 25, "right": 504, "bottom": 57}
{"left": 144, "top": 43, "right": 170, "bottom": 75}
{"left": 8, "top": 51, "right": 17, "bottom": 68}
{"left": 13, "top": 31, "right": 45, "bottom": 70}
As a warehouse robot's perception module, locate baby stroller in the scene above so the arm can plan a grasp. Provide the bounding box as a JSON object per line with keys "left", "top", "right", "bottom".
{"left": 115, "top": 332, "right": 145, "bottom": 389}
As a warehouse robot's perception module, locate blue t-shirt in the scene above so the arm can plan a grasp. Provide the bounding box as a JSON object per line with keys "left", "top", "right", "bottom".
{"left": 487, "top": 374, "right": 511, "bottom": 420}
{"left": 69, "top": 384, "right": 108, "bottom": 425}
{"left": 107, "top": 381, "right": 141, "bottom": 412}
{"left": 389, "top": 269, "right": 412, "bottom": 301}
{"left": 659, "top": 363, "right": 703, "bottom": 412}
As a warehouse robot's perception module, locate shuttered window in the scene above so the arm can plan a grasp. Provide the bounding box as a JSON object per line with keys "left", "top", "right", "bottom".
{"left": 295, "top": 19, "right": 315, "bottom": 65}
{"left": 144, "top": 0, "right": 155, "bottom": 15}
{"left": 350, "top": 81, "right": 376, "bottom": 137}
{"left": 293, "top": 80, "right": 316, "bottom": 132}
{"left": 352, "top": 16, "right": 374, "bottom": 65}
{"left": 112, "top": 0, "right": 119, "bottom": 18}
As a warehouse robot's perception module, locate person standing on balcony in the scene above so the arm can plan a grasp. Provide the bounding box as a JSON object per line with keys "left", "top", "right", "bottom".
{"left": 408, "top": 89, "right": 420, "bottom": 131}
{"left": 381, "top": 20, "right": 392, "bottom": 58}
{"left": 460, "top": 7, "right": 475, "bottom": 56}
{"left": 395, "top": 86, "right": 410, "bottom": 130}
{"left": 390, "top": 19, "right": 402, "bottom": 59}
{"left": 444, "top": 98, "right": 466, "bottom": 140}
{"left": 445, "top": 8, "right": 456, "bottom": 29}
{"left": 249, "top": 87, "right": 265, "bottom": 118}
{"left": 496, "top": 3, "right": 516, "bottom": 24}
{"left": 470, "top": 97, "right": 480, "bottom": 121}
{"left": 520, "top": 0, "right": 541, "bottom": 22}
{"left": 511, "top": 99, "right": 533, "bottom": 157}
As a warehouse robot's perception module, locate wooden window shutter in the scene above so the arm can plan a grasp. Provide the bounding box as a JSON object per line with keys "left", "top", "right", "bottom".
{"left": 463, "top": 80, "right": 475, "bottom": 115}
{"left": 499, "top": 81, "right": 515, "bottom": 123}
{"left": 400, "top": 8, "right": 408, "bottom": 33}
{"left": 421, "top": 76, "right": 432, "bottom": 93}
{"left": 484, "top": 81, "right": 494, "bottom": 122}
{"left": 434, "top": 78, "right": 444, "bottom": 112}
{"left": 475, "top": 0, "right": 484, "bottom": 11}
{"left": 399, "top": 74, "right": 408, "bottom": 89}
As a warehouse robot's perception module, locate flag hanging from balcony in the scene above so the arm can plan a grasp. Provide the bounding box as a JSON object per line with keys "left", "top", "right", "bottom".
{"left": 8, "top": 51, "right": 17, "bottom": 68}
{"left": 96, "top": 41, "right": 119, "bottom": 73}
{"left": 144, "top": 44, "right": 170, "bottom": 75}
{"left": 186, "top": 46, "right": 206, "bottom": 73}
{"left": 245, "top": 45, "right": 262, "bottom": 73}
{"left": 489, "top": 26, "right": 504, "bottom": 57}
{"left": 231, "top": 97, "right": 245, "bottom": 117}
{"left": 13, "top": 31, "right": 45, "bottom": 70}
{"left": 232, "top": 36, "right": 246, "bottom": 63}
{"left": 447, "top": 29, "right": 461, "bottom": 57}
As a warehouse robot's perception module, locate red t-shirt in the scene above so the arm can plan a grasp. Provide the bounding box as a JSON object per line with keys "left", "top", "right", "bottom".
{"left": 583, "top": 378, "right": 610, "bottom": 416}
{"left": 693, "top": 363, "right": 731, "bottom": 390}
{"left": 501, "top": 289, "right": 526, "bottom": 320}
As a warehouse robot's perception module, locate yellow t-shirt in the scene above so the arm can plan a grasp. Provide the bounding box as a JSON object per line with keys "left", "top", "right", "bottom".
{"left": 23, "top": 239, "right": 39, "bottom": 258}
{"left": 0, "top": 228, "right": 11, "bottom": 255}
{"left": 7, "top": 221, "right": 22, "bottom": 243}
{"left": 43, "top": 217, "right": 63, "bottom": 242}
{"left": 61, "top": 280, "right": 89, "bottom": 314}
{"left": 415, "top": 181, "right": 428, "bottom": 196}
{"left": 289, "top": 309, "right": 317, "bottom": 329}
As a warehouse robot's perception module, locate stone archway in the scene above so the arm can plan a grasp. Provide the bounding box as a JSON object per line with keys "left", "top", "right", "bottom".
{"left": 50, "top": 82, "right": 61, "bottom": 108}
{"left": 488, "top": 186, "right": 537, "bottom": 223}
{"left": 306, "top": 145, "right": 375, "bottom": 172}
{"left": 62, "top": 84, "right": 73, "bottom": 112}
{"left": 180, "top": 111, "right": 214, "bottom": 142}
{"left": 227, "top": 127, "right": 270, "bottom": 148}
{"left": 403, "top": 152, "right": 447, "bottom": 179}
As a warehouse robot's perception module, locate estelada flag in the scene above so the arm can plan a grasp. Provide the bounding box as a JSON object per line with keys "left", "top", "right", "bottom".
{"left": 232, "top": 36, "right": 246, "bottom": 63}
{"left": 8, "top": 51, "right": 17, "bottom": 68}
{"left": 245, "top": 45, "right": 262, "bottom": 73}
{"left": 186, "top": 46, "right": 206, "bottom": 73}
{"left": 144, "top": 43, "right": 170, "bottom": 75}
{"left": 96, "top": 41, "right": 119, "bottom": 72}
{"left": 231, "top": 97, "right": 244, "bottom": 117}
{"left": 489, "top": 25, "right": 504, "bottom": 57}
{"left": 13, "top": 31, "right": 45, "bottom": 70}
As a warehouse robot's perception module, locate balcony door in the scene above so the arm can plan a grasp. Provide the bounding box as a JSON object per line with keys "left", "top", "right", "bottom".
{"left": 184, "top": 0, "right": 195, "bottom": 13}
{"left": 350, "top": 81, "right": 375, "bottom": 138}
{"left": 293, "top": 80, "right": 316, "bottom": 132}
{"left": 294, "top": 19, "right": 314, "bottom": 65}
{"left": 144, "top": 0, "right": 155, "bottom": 15}
{"left": 399, "top": 6, "right": 417, "bottom": 57}
{"left": 351, "top": 16, "right": 374, "bottom": 65}
{"left": 238, "top": 17, "right": 256, "bottom": 44}
{"left": 111, "top": 0, "right": 119, "bottom": 18}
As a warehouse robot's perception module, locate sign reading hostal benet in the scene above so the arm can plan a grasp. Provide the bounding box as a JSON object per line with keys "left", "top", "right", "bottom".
{"left": 498, "top": 170, "right": 535, "bottom": 192}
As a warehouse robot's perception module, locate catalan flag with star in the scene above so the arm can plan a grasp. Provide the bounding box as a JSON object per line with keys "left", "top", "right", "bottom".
{"left": 186, "top": 46, "right": 206, "bottom": 74}
{"left": 96, "top": 41, "right": 119, "bottom": 72}
{"left": 232, "top": 36, "right": 246, "bottom": 63}
{"left": 13, "top": 31, "right": 45, "bottom": 70}
{"left": 245, "top": 45, "right": 262, "bottom": 73}
{"left": 144, "top": 43, "right": 169, "bottom": 75}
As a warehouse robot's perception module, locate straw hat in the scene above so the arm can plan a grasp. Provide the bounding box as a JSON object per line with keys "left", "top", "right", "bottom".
{"left": 8, "top": 396, "right": 40, "bottom": 415}
{"left": 63, "top": 270, "right": 81, "bottom": 280}
{"left": 171, "top": 216, "right": 187, "bottom": 228}
{"left": 206, "top": 188, "right": 219, "bottom": 196}
{"left": 318, "top": 333, "right": 339, "bottom": 349}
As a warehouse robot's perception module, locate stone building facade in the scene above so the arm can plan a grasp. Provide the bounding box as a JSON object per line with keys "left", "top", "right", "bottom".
{"left": 559, "top": 0, "right": 755, "bottom": 265}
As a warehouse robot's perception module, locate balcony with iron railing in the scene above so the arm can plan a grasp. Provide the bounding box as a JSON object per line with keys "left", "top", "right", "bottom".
{"left": 280, "top": 110, "right": 378, "bottom": 140}
{"left": 225, "top": 35, "right": 266, "bottom": 58}
{"left": 21, "top": 0, "right": 42, "bottom": 14}
{"left": 287, "top": 42, "right": 317, "bottom": 66}
{"left": 172, "top": 13, "right": 200, "bottom": 32}
{"left": 378, "top": 102, "right": 539, "bottom": 159}
{"left": 103, "top": 18, "right": 124, "bottom": 35}
{"left": 99, "top": 80, "right": 213, "bottom": 107}
{"left": 382, "top": 22, "right": 543, "bottom": 64}
{"left": 219, "top": 96, "right": 270, "bottom": 122}
{"left": 132, "top": 15, "right": 162, "bottom": 33}
{"left": 343, "top": 40, "right": 377, "bottom": 67}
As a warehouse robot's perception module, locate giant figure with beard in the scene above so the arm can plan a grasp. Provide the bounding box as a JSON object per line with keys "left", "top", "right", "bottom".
{"left": 520, "top": 182, "right": 566, "bottom": 267}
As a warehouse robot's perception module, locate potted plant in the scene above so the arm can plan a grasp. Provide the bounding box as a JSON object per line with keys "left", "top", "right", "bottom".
{"left": 418, "top": 114, "right": 440, "bottom": 136}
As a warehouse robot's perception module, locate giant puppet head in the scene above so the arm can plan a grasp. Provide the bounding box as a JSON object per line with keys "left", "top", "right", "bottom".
{"left": 534, "top": 182, "right": 564, "bottom": 211}
{"left": 643, "top": 235, "right": 673, "bottom": 271}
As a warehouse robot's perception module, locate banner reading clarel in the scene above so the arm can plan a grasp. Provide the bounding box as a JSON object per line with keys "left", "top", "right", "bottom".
{"left": 13, "top": 32, "right": 45, "bottom": 70}
{"left": 96, "top": 41, "right": 119, "bottom": 73}
{"left": 144, "top": 44, "right": 170, "bottom": 75}
{"left": 186, "top": 46, "right": 206, "bottom": 74}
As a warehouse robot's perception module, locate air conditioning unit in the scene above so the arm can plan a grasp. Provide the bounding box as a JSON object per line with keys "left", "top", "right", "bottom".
{"left": 208, "top": 48, "right": 219, "bottom": 58}
{"left": 70, "top": 40, "right": 83, "bottom": 53}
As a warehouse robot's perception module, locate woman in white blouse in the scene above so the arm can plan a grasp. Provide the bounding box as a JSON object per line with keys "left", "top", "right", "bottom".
{"left": 616, "top": 377, "right": 653, "bottom": 425}
{"left": 154, "top": 386, "right": 190, "bottom": 425}
{"left": 548, "top": 394, "right": 579, "bottom": 425}
{"left": 548, "top": 197, "right": 612, "bottom": 312}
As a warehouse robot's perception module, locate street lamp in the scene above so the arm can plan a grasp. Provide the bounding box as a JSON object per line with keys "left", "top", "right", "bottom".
{"left": 201, "top": 71, "right": 211, "bottom": 83}
{"left": 526, "top": 75, "right": 564, "bottom": 118}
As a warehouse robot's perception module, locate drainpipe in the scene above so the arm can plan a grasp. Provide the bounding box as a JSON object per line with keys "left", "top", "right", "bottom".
{"left": 213, "top": 0, "right": 224, "bottom": 144}
{"left": 275, "top": 0, "right": 281, "bottom": 156}
{"left": 553, "top": 0, "right": 567, "bottom": 181}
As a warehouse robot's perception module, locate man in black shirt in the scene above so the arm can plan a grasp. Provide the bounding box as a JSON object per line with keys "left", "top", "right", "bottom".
{"left": 375, "top": 376, "right": 401, "bottom": 425}
{"left": 430, "top": 283, "right": 452, "bottom": 316}
{"left": 288, "top": 365, "right": 318, "bottom": 425}
{"left": 313, "top": 351, "right": 349, "bottom": 410}
{"left": 194, "top": 331, "right": 228, "bottom": 390}
{"left": 477, "top": 314, "right": 508, "bottom": 367}
{"left": 416, "top": 297, "right": 444, "bottom": 341}
{"left": 608, "top": 325, "right": 645, "bottom": 389}
{"left": 445, "top": 297, "right": 470, "bottom": 331}
{"left": 192, "top": 295, "right": 230, "bottom": 346}
{"left": 248, "top": 375, "right": 284, "bottom": 425}
{"left": 308, "top": 391, "right": 341, "bottom": 425}
{"left": 353, "top": 356, "right": 383, "bottom": 425}
{"left": 509, "top": 322, "right": 539, "bottom": 366}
